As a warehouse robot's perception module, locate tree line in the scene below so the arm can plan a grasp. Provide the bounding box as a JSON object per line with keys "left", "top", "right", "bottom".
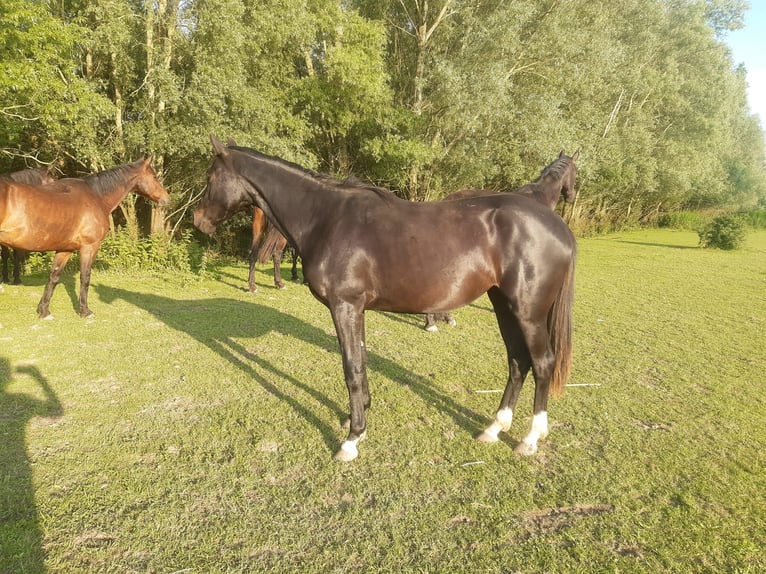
{"left": 2, "top": 0, "right": 765, "bottom": 238}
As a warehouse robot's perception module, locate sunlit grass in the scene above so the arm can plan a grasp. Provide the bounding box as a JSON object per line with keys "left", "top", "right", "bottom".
{"left": 0, "top": 230, "right": 764, "bottom": 573}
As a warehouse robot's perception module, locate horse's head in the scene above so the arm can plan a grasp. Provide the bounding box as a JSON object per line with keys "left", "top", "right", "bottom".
{"left": 193, "top": 135, "right": 253, "bottom": 235}
{"left": 558, "top": 149, "right": 579, "bottom": 204}
{"left": 134, "top": 157, "right": 170, "bottom": 206}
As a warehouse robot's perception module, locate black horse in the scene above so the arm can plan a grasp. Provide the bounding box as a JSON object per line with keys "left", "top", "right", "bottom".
{"left": 0, "top": 167, "right": 56, "bottom": 284}
{"left": 194, "top": 136, "right": 576, "bottom": 462}
{"left": 423, "top": 150, "right": 579, "bottom": 331}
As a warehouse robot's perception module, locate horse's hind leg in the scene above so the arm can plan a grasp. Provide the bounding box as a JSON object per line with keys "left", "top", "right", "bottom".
{"left": 12, "top": 249, "right": 27, "bottom": 284}
{"left": 77, "top": 244, "right": 100, "bottom": 318}
{"left": 37, "top": 251, "right": 73, "bottom": 319}
{"left": 290, "top": 249, "right": 300, "bottom": 282}
{"left": 247, "top": 248, "right": 258, "bottom": 293}
{"left": 477, "top": 287, "right": 531, "bottom": 443}
{"left": 1, "top": 246, "right": 9, "bottom": 283}
{"left": 273, "top": 236, "right": 287, "bottom": 290}
{"left": 513, "top": 317, "right": 556, "bottom": 455}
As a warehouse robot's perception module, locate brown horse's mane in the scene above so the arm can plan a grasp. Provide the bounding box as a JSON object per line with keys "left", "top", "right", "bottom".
{"left": 230, "top": 145, "right": 395, "bottom": 203}
{"left": 0, "top": 166, "right": 50, "bottom": 184}
{"left": 83, "top": 160, "right": 143, "bottom": 196}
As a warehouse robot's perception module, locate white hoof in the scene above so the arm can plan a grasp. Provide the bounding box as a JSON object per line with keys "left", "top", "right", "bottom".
{"left": 333, "top": 432, "right": 366, "bottom": 462}
{"left": 476, "top": 430, "right": 499, "bottom": 443}
{"left": 425, "top": 324, "right": 438, "bottom": 333}
{"left": 43, "top": 314, "right": 55, "bottom": 321}
{"left": 514, "top": 441, "right": 538, "bottom": 456}
{"left": 334, "top": 443, "right": 359, "bottom": 462}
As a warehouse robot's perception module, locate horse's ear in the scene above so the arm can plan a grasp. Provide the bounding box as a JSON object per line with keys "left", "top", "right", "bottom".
{"left": 227, "top": 137, "right": 238, "bottom": 146}
{"left": 559, "top": 149, "right": 566, "bottom": 158}
{"left": 210, "top": 134, "right": 228, "bottom": 156}
{"left": 572, "top": 149, "right": 580, "bottom": 162}
{"left": 144, "top": 156, "right": 154, "bottom": 167}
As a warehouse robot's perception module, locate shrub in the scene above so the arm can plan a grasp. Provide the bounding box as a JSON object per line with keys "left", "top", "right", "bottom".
{"left": 96, "top": 228, "right": 197, "bottom": 273}
{"left": 740, "top": 209, "right": 766, "bottom": 230}
{"left": 657, "top": 211, "right": 709, "bottom": 231}
{"left": 698, "top": 214, "right": 747, "bottom": 250}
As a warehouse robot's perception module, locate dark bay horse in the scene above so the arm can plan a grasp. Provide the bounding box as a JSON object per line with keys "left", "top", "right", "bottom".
{"left": 0, "top": 167, "right": 56, "bottom": 284}
{"left": 0, "top": 158, "right": 169, "bottom": 318}
{"left": 194, "top": 136, "right": 576, "bottom": 462}
{"left": 247, "top": 207, "right": 299, "bottom": 293}
{"left": 424, "top": 150, "right": 579, "bottom": 331}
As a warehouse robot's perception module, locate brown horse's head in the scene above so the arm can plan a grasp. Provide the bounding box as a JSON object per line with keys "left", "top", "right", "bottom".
{"left": 134, "top": 157, "right": 170, "bottom": 206}
{"left": 193, "top": 135, "right": 254, "bottom": 235}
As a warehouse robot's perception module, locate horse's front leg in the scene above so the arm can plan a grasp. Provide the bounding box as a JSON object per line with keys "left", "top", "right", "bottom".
{"left": 37, "top": 251, "right": 73, "bottom": 319}
{"left": 77, "top": 244, "right": 100, "bottom": 318}
{"left": 330, "top": 300, "right": 370, "bottom": 462}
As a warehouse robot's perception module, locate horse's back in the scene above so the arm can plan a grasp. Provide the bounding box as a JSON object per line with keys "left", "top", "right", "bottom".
{"left": 0, "top": 179, "right": 108, "bottom": 251}
{"left": 309, "top": 191, "right": 574, "bottom": 313}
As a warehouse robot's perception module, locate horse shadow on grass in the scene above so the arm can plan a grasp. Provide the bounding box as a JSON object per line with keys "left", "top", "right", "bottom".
{"left": 0, "top": 358, "right": 62, "bottom": 574}
{"left": 95, "top": 285, "right": 487, "bottom": 457}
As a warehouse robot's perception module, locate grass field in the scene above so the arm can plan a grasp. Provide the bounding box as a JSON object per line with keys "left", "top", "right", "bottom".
{"left": 1, "top": 229, "right": 764, "bottom": 573}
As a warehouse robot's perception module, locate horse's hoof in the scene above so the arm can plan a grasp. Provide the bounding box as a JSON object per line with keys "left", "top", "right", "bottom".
{"left": 333, "top": 445, "right": 359, "bottom": 462}
{"left": 513, "top": 441, "right": 538, "bottom": 456}
{"left": 425, "top": 324, "right": 438, "bottom": 333}
{"left": 476, "top": 431, "right": 499, "bottom": 443}
{"left": 448, "top": 318, "right": 457, "bottom": 327}
{"left": 42, "top": 314, "right": 54, "bottom": 321}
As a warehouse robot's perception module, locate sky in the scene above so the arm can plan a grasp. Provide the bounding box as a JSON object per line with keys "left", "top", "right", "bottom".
{"left": 724, "top": 2, "right": 766, "bottom": 129}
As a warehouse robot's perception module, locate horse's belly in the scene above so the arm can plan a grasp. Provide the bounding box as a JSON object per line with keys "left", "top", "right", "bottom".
{"left": 370, "top": 265, "right": 495, "bottom": 313}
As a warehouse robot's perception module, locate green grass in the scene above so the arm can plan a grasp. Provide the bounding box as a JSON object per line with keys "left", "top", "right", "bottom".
{"left": 1, "top": 229, "right": 764, "bottom": 573}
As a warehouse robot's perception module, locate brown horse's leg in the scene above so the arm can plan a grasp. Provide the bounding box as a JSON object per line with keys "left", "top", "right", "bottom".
{"left": 12, "top": 249, "right": 27, "bottom": 285}
{"left": 329, "top": 300, "right": 369, "bottom": 462}
{"left": 77, "top": 245, "right": 100, "bottom": 318}
{"left": 37, "top": 251, "right": 73, "bottom": 319}
{"left": 248, "top": 249, "right": 258, "bottom": 293}
{"left": 1, "top": 246, "right": 9, "bottom": 283}
{"left": 248, "top": 208, "right": 266, "bottom": 293}
{"left": 272, "top": 248, "right": 285, "bottom": 290}
{"left": 477, "top": 288, "right": 531, "bottom": 443}
{"left": 290, "top": 249, "right": 300, "bottom": 282}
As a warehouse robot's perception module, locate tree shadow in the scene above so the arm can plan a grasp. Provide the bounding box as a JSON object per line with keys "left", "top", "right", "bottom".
{"left": 95, "top": 285, "right": 486, "bottom": 455}
{"left": 0, "top": 358, "right": 62, "bottom": 574}
{"left": 614, "top": 239, "right": 699, "bottom": 250}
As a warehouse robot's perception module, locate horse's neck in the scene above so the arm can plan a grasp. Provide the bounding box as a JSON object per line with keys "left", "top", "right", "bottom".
{"left": 236, "top": 154, "right": 325, "bottom": 251}
{"left": 532, "top": 174, "right": 564, "bottom": 209}
{"left": 90, "top": 168, "right": 139, "bottom": 213}
{"left": 101, "top": 183, "right": 134, "bottom": 213}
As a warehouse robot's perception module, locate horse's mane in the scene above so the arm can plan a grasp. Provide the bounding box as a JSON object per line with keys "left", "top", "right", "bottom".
{"left": 1, "top": 166, "right": 49, "bottom": 184}
{"left": 538, "top": 156, "right": 573, "bottom": 182}
{"left": 83, "top": 160, "right": 143, "bottom": 196}
{"left": 230, "top": 145, "right": 395, "bottom": 202}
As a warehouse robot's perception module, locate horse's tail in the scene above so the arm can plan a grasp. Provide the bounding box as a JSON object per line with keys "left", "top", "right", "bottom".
{"left": 549, "top": 246, "right": 576, "bottom": 397}
{"left": 256, "top": 225, "right": 286, "bottom": 264}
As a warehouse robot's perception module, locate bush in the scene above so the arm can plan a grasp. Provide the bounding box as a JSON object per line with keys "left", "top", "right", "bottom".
{"left": 698, "top": 215, "right": 747, "bottom": 250}
{"left": 657, "top": 211, "right": 709, "bottom": 231}
{"left": 96, "top": 228, "right": 198, "bottom": 273}
{"left": 740, "top": 209, "right": 766, "bottom": 230}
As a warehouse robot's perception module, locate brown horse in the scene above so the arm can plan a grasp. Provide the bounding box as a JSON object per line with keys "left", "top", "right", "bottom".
{"left": 195, "top": 136, "right": 576, "bottom": 462}
{"left": 424, "top": 150, "right": 579, "bottom": 331}
{"left": 0, "top": 167, "right": 56, "bottom": 285}
{"left": 247, "top": 208, "right": 299, "bottom": 293}
{"left": 0, "top": 157, "right": 169, "bottom": 318}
